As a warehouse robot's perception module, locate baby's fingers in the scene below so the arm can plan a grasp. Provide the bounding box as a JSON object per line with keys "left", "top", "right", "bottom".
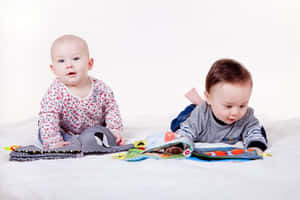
{"left": 115, "top": 135, "right": 121, "bottom": 145}
{"left": 118, "top": 137, "right": 125, "bottom": 145}
{"left": 51, "top": 141, "right": 70, "bottom": 149}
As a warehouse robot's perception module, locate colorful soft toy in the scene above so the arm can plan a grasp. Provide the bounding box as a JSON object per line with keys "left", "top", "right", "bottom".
{"left": 8, "top": 126, "right": 134, "bottom": 161}
{"left": 112, "top": 132, "right": 194, "bottom": 161}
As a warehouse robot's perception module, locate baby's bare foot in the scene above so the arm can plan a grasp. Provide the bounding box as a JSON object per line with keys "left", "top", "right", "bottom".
{"left": 184, "top": 88, "right": 204, "bottom": 105}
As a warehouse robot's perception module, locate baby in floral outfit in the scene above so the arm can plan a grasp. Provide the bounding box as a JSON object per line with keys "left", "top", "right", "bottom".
{"left": 38, "top": 34, "right": 124, "bottom": 149}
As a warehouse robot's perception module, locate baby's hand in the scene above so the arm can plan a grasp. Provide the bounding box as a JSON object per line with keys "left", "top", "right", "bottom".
{"left": 165, "top": 146, "right": 183, "bottom": 154}
{"left": 111, "top": 130, "right": 125, "bottom": 146}
{"left": 248, "top": 147, "right": 263, "bottom": 155}
{"left": 50, "top": 141, "right": 70, "bottom": 149}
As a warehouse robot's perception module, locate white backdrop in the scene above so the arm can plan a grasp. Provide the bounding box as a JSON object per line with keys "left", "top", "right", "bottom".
{"left": 1, "top": 0, "right": 300, "bottom": 125}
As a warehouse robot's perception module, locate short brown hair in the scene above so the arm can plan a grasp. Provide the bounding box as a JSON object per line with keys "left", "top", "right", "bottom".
{"left": 205, "top": 59, "right": 252, "bottom": 93}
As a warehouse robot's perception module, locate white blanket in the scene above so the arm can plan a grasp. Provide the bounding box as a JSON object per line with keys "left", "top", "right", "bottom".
{"left": 0, "top": 115, "right": 299, "bottom": 200}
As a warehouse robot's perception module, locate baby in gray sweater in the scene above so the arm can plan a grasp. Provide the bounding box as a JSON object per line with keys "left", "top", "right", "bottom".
{"left": 170, "top": 59, "right": 267, "bottom": 154}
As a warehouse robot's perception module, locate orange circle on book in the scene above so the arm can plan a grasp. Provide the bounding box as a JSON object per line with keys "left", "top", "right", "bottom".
{"left": 214, "top": 151, "right": 227, "bottom": 156}
{"left": 231, "top": 149, "right": 244, "bottom": 155}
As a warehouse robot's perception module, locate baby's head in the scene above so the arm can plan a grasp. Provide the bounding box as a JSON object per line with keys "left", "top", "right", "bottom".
{"left": 50, "top": 35, "right": 94, "bottom": 87}
{"left": 204, "top": 59, "right": 253, "bottom": 124}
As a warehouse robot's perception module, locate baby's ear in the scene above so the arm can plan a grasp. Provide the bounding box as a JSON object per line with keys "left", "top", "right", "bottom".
{"left": 204, "top": 91, "right": 210, "bottom": 104}
{"left": 50, "top": 65, "right": 57, "bottom": 75}
{"left": 88, "top": 58, "right": 94, "bottom": 69}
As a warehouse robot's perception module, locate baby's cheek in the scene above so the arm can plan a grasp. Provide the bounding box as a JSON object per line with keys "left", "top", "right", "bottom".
{"left": 214, "top": 108, "right": 225, "bottom": 117}
{"left": 240, "top": 109, "right": 247, "bottom": 118}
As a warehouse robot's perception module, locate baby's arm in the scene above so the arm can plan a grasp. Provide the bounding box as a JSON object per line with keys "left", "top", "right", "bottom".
{"left": 242, "top": 119, "right": 268, "bottom": 152}
{"left": 165, "top": 121, "right": 197, "bottom": 154}
{"left": 38, "top": 84, "right": 67, "bottom": 149}
{"left": 175, "top": 104, "right": 203, "bottom": 141}
{"left": 102, "top": 87, "right": 124, "bottom": 145}
{"left": 244, "top": 129, "right": 267, "bottom": 152}
{"left": 39, "top": 113, "right": 67, "bottom": 149}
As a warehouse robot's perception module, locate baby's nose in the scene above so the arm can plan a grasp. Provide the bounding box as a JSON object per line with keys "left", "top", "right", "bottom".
{"left": 64, "top": 59, "right": 73, "bottom": 68}
{"left": 66, "top": 65, "right": 73, "bottom": 69}
{"left": 231, "top": 107, "right": 240, "bottom": 116}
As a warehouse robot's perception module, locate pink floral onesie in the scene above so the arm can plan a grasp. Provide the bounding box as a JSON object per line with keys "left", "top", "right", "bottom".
{"left": 38, "top": 77, "right": 123, "bottom": 149}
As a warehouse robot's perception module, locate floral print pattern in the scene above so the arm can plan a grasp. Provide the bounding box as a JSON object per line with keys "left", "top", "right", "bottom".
{"left": 39, "top": 77, "right": 123, "bottom": 149}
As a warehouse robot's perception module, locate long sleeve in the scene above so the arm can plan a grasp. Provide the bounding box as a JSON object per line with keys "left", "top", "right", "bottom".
{"left": 102, "top": 86, "right": 123, "bottom": 132}
{"left": 175, "top": 105, "right": 204, "bottom": 141}
{"left": 38, "top": 82, "right": 64, "bottom": 149}
{"left": 241, "top": 111, "right": 268, "bottom": 151}
{"left": 242, "top": 125, "right": 268, "bottom": 151}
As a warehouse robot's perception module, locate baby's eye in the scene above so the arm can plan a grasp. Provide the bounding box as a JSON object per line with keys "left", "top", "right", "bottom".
{"left": 225, "top": 105, "right": 232, "bottom": 109}
{"left": 240, "top": 105, "right": 246, "bottom": 108}
{"left": 73, "top": 57, "right": 80, "bottom": 61}
{"left": 58, "top": 59, "right": 64, "bottom": 63}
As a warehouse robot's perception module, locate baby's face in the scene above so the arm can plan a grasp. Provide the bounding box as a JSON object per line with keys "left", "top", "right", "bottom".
{"left": 50, "top": 37, "right": 92, "bottom": 87}
{"left": 205, "top": 81, "right": 252, "bottom": 125}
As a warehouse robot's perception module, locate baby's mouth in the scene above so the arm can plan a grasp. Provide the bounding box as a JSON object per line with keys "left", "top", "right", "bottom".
{"left": 66, "top": 72, "right": 77, "bottom": 76}
{"left": 228, "top": 118, "right": 235, "bottom": 123}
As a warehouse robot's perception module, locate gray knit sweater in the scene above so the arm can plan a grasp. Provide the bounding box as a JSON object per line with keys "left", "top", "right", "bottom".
{"left": 176, "top": 102, "right": 267, "bottom": 150}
